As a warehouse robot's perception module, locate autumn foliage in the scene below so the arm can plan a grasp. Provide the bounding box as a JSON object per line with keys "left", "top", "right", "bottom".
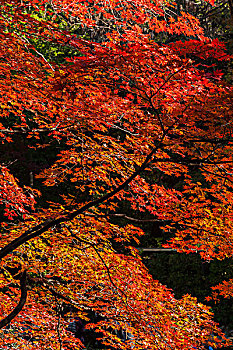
{"left": 0, "top": 0, "right": 233, "bottom": 349}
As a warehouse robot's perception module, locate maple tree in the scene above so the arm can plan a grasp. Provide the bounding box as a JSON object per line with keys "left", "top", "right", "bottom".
{"left": 0, "top": 0, "right": 233, "bottom": 349}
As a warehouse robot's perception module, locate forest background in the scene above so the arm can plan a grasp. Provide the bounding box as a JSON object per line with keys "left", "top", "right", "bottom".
{"left": 0, "top": 0, "right": 233, "bottom": 349}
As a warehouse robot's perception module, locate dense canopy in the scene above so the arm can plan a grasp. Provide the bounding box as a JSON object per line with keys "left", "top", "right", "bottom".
{"left": 0, "top": 0, "right": 233, "bottom": 349}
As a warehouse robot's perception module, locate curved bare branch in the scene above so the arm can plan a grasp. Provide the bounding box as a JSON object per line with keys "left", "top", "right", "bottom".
{"left": 0, "top": 270, "right": 27, "bottom": 329}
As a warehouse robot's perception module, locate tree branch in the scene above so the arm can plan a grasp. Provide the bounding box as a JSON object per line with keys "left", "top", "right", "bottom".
{"left": 0, "top": 137, "right": 165, "bottom": 262}
{"left": 0, "top": 270, "right": 27, "bottom": 329}
{"left": 86, "top": 213, "right": 167, "bottom": 223}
